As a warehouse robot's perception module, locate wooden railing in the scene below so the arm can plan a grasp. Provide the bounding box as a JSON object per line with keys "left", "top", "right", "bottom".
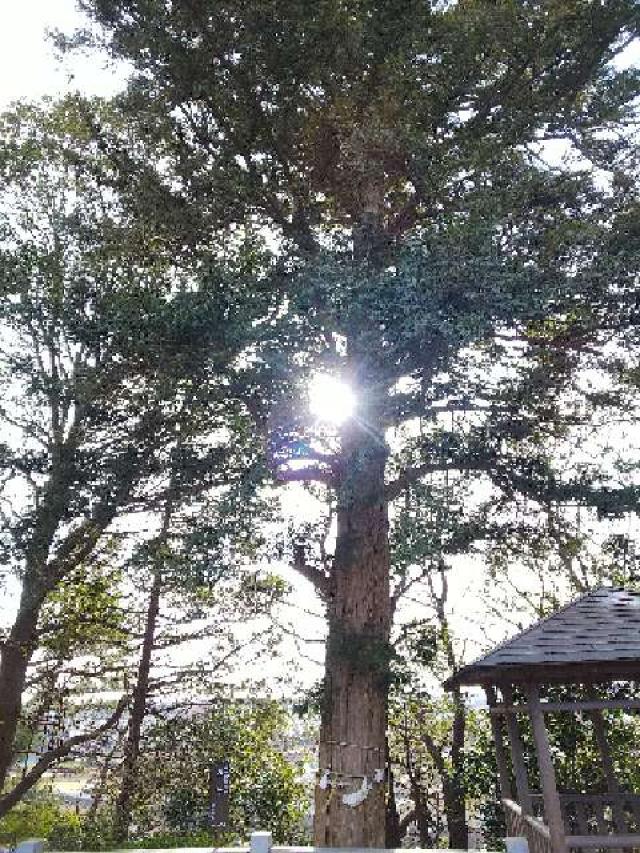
{"left": 531, "top": 792, "right": 640, "bottom": 836}
{"left": 504, "top": 798, "right": 553, "bottom": 853}
{"left": 558, "top": 793, "right": 640, "bottom": 837}
{"left": 514, "top": 794, "right": 640, "bottom": 850}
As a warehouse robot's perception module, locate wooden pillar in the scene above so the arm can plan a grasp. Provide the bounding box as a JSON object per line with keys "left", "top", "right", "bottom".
{"left": 503, "top": 685, "right": 534, "bottom": 816}
{"left": 586, "top": 689, "right": 627, "bottom": 835}
{"left": 485, "top": 686, "right": 513, "bottom": 801}
{"left": 525, "top": 684, "right": 568, "bottom": 853}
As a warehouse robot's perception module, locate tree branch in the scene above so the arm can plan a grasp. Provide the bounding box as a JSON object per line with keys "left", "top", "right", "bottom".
{"left": 417, "top": 714, "right": 448, "bottom": 780}
{"left": 292, "top": 542, "right": 329, "bottom": 596}
{"left": 399, "top": 808, "right": 417, "bottom": 837}
{"left": 46, "top": 454, "right": 137, "bottom": 582}
{"left": 0, "top": 696, "right": 128, "bottom": 816}
{"left": 385, "top": 461, "right": 488, "bottom": 502}
{"left": 391, "top": 563, "right": 433, "bottom": 617}
{"left": 276, "top": 465, "right": 334, "bottom": 484}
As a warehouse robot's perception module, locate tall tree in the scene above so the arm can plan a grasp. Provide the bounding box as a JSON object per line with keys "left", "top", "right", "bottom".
{"left": 0, "top": 97, "right": 260, "bottom": 810}
{"left": 113, "top": 450, "right": 280, "bottom": 841}
{"left": 0, "top": 554, "right": 131, "bottom": 818}
{"left": 72, "top": 2, "right": 639, "bottom": 844}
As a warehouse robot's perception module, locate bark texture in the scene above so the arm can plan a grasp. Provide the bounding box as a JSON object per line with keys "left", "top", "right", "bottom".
{"left": 314, "top": 424, "right": 391, "bottom": 847}
{"left": 444, "top": 772, "right": 469, "bottom": 851}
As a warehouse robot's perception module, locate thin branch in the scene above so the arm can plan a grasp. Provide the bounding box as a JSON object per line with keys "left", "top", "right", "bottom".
{"left": 46, "top": 459, "right": 137, "bottom": 582}
{"left": 0, "top": 695, "right": 128, "bottom": 815}
{"left": 399, "top": 808, "right": 418, "bottom": 836}
{"left": 269, "top": 616, "right": 325, "bottom": 645}
{"left": 416, "top": 711, "right": 448, "bottom": 779}
{"left": 391, "top": 563, "right": 435, "bottom": 617}
{"left": 385, "top": 461, "right": 488, "bottom": 502}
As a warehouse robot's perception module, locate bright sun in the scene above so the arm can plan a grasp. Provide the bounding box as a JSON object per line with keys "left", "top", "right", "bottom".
{"left": 308, "top": 373, "right": 356, "bottom": 425}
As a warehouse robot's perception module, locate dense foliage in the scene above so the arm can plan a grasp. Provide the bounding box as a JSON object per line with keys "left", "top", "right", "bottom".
{"left": 0, "top": 0, "right": 637, "bottom": 846}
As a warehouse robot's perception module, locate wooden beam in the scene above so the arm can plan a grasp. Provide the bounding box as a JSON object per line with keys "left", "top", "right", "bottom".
{"left": 452, "top": 659, "right": 640, "bottom": 688}
{"left": 557, "top": 793, "right": 640, "bottom": 805}
{"left": 503, "top": 797, "right": 552, "bottom": 839}
{"left": 503, "top": 686, "right": 534, "bottom": 816}
{"left": 574, "top": 801, "right": 589, "bottom": 837}
{"left": 525, "top": 684, "right": 568, "bottom": 853}
{"left": 565, "top": 835, "right": 640, "bottom": 849}
{"left": 491, "top": 699, "right": 640, "bottom": 714}
{"left": 586, "top": 690, "right": 627, "bottom": 836}
{"left": 486, "top": 687, "right": 513, "bottom": 800}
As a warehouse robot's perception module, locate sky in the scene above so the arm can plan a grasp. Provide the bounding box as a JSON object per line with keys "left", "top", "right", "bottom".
{"left": 2, "top": 1, "right": 638, "bottom": 110}
{"left": 0, "top": 0, "right": 129, "bottom": 109}
{"left": 0, "top": 2, "right": 639, "bottom": 693}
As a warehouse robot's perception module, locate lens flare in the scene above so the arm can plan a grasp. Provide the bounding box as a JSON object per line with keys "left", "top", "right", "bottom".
{"left": 308, "top": 374, "right": 356, "bottom": 425}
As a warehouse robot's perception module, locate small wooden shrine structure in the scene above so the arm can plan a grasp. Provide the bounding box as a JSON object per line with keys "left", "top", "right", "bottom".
{"left": 446, "top": 588, "right": 640, "bottom": 853}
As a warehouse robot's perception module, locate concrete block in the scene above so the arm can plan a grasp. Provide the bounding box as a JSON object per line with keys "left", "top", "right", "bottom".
{"left": 250, "top": 831, "right": 273, "bottom": 853}
{"left": 506, "top": 836, "right": 529, "bottom": 853}
{"left": 15, "top": 841, "right": 45, "bottom": 853}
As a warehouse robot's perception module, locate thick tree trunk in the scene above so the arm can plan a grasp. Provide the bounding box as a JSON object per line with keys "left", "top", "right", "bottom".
{"left": 314, "top": 425, "right": 391, "bottom": 847}
{"left": 114, "top": 567, "right": 162, "bottom": 840}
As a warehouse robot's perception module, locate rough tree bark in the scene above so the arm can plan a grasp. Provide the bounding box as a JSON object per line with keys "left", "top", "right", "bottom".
{"left": 385, "top": 762, "right": 402, "bottom": 848}
{"left": 314, "top": 414, "right": 391, "bottom": 847}
{"left": 443, "top": 771, "right": 469, "bottom": 851}
{"left": 312, "top": 197, "right": 395, "bottom": 847}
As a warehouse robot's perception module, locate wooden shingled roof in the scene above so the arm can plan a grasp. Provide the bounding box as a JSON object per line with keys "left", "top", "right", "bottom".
{"left": 447, "top": 587, "right": 640, "bottom": 688}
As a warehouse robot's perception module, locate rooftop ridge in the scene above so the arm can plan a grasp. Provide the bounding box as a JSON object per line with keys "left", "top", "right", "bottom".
{"left": 447, "top": 586, "right": 639, "bottom": 688}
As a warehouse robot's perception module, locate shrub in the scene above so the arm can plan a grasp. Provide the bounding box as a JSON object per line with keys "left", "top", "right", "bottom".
{"left": 0, "top": 796, "right": 81, "bottom": 845}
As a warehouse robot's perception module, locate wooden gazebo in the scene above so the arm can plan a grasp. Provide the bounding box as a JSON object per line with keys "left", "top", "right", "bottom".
{"left": 447, "top": 588, "right": 640, "bottom": 853}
